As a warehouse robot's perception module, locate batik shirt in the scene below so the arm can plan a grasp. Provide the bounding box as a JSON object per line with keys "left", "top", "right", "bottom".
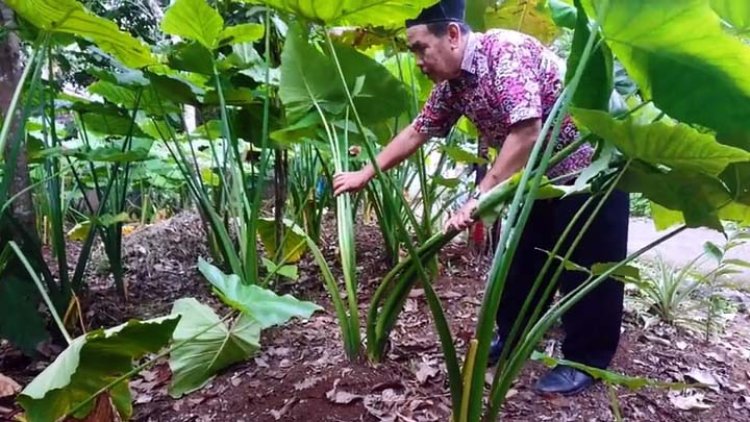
{"left": 412, "top": 29, "right": 593, "bottom": 180}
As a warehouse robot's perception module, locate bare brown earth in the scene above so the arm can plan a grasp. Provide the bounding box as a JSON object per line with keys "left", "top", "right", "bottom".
{"left": 1, "top": 212, "right": 750, "bottom": 421}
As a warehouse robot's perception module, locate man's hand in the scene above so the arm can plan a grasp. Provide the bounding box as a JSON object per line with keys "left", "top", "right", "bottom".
{"left": 444, "top": 198, "right": 478, "bottom": 232}
{"left": 333, "top": 169, "right": 372, "bottom": 196}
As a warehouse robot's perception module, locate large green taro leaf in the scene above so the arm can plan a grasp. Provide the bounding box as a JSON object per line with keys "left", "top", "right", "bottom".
{"left": 711, "top": 0, "right": 750, "bottom": 33}
{"left": 573, "top": 108, "right": 750, "bottom": 176}
{"left": 245, "top": 0, "right": 438, "bottom": 29}
{"left": 280, "top": 25, "right": 409, "bottom": 125}
{"left": 168, "top": 298, "right": 260, "bottom": 398}
{"left": 162, "top": 0, "right": 265, "bottom": 50}
{"left": 5, "top": 0, "right": 156, "bottom": 69}
{"left": 618, "top": 162, "right": 729, "bottom": 231}
{"left": 583, "top": 0, "right": 750, "bottom": 138}
{"left": 17, "top": 316, "right": 179, "bottom": 422}
{"left": 198, "top": 258, "right": 322, "bottom": 329}
{"left": 566, "top": 0, "right": 612, "bottom": 111}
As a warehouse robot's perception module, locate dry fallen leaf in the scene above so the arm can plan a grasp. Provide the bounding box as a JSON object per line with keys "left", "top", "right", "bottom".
{"left": 326, "top": 379, "right": 362, "bottom": 404}
{"left": 75, "top": 393, "right": 121, "bottom": 422}
{"left": 270, "top": 397, "right": 298, "bottom": 420}
{"left": 670, "top": 392, "right": 713, "bottom": 411}
{"left": 685, "top": 369, "right": 721, "bottom": 392}
{"left": 294, "top": 375, "right": 325, "bottom": 391}
{"left": 414, "top": 360, "right": 439, "bottom": 385}
{"left": 0, "top": 374, "right": 21, "bottom": 398}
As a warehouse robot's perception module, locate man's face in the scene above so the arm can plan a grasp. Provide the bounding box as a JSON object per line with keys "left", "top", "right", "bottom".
{"left": 406, "top": 24, "right": 460, "bottom": 83}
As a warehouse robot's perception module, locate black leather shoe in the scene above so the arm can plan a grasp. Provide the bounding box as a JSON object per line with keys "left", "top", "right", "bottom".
{"left": 534, "top": 365, "right": 594, "bottom": 396}
{"left": 487, "top": 332, "right": 504, "bottom": 367}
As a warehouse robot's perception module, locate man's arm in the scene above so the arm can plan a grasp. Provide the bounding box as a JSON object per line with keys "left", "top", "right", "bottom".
{"left": 333, "top": 123, "right": 429, "bottom": 196}
{"left": 444, "top": 117, "right": 541, "bottom": 231}
{"left": 478, "top": 117, "right": 541, "bottom": 194}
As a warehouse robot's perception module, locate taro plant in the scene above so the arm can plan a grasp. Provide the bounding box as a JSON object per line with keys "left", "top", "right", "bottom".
{"left": 367, "top": 0, "right": 750, "bottom": 420}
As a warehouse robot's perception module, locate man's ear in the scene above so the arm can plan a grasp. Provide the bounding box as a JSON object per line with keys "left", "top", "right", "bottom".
{"left": 448, "top": 22, "right": 461, "bottom": 47}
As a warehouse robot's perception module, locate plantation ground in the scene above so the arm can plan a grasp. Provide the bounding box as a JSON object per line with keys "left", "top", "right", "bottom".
{"left": 2, "top": 213, "right": 750, "bottom": 421}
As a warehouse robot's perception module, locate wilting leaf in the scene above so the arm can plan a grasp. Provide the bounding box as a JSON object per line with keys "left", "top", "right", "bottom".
{"left": 17, "top": 317, "right": 179, "bottom": 422}
{"left": 198, "top": 259, "right": 322, "bottom": 329}
{"left": 168, "top": 298, "right": 260, "bottom": 397}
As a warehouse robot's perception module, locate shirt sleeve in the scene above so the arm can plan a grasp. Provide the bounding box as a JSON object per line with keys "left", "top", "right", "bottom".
{"left": 412, "top": 83, "right": 462, "bottom": 138}
{"left": 491, "top": 41, "right": 543, "bottom": 127}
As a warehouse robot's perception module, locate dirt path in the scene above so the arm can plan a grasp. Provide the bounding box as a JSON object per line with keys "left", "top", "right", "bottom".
{"left": 628, "top": 218, "right": 750, "bottom": 285}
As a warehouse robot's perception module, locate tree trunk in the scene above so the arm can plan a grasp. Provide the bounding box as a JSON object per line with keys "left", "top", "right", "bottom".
{"left": 0, "top": 2, "right": 36, "bottom": 238}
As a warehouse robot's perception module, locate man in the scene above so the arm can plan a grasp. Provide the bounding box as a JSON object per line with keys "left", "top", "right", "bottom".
{"left": 333, "top": 0, "right": 629, "bottom": 396}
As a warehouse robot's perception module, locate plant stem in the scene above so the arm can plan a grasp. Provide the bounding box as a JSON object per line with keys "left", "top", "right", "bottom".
{"left": 10, "top": 241, "right": 72, "bottom": 344}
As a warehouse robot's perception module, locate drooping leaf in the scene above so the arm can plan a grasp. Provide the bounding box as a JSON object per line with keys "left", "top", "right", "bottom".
{"left": 711, "top": 0, "right": 750, "bottom": 33}
{"left": 5, "top": 0, "right": 156, "bottom": 68}
{"left": 651, "top": 202, "right": 684, "bottom": 230}
{"left": 618, "top": 161, "right": 730, "bottom": 231}
{"left": 219, "top": 23, "right": 265, "bottom": 46}
{"left": 257, "top": 218, "right": 308, "bottom": 263}
{"left": 573, "top": 109, "right": 750, "bottom": 176}
{"left": 0, "top": 275, "right": 48, "bottom": 356}
{"left": 484, "top": 0, "right": 560, "bottom": 44}
{"left": 583, "top": 0, "right": 750, "bottom": 139}
{"left": 162, "top": 0, "right": 224, "bottom": 49}
{"left": 67, "top": 213, "right": 130, "bottom": 241}
{"left": 168, "top": 42, "right": 215, "bottom": 75}
{"left": 567, "top": 0, "right": 612, "bottom": 110}
{"left": 168, "top": 298, "right": 259, "bottom": 397}
{"left": 721, "top": 162, "right": 750, "bottom": 205}
{"left": 17, "top": 316, "right": 179, "bottom": 422}
{"left": 246, "top": 0, "right": 439, "bottom": 29}
{"left": 198, "top": 259, "right": 322, "bottom": 329}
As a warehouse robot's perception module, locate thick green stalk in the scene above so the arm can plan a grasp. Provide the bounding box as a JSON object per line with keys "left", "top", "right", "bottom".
{"left": 464, "top": 23, "right": 602, "bottom": 421}
{"left": 324, "top": 30, "right": 461, "bottom": 406}
{"left": 495, "top": 225, "right": 688, "bottom": 405}
{"left": 486, "top": 169, "right": 623, "bottom": 419}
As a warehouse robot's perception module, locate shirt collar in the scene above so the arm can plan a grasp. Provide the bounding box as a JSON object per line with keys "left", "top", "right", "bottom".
{"left": 460, "top": 32, "right": 480, "bottom": 75}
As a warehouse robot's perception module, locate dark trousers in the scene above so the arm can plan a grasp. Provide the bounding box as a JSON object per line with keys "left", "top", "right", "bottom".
{"left": 495, "top": 190, "right": 630, "bottom": 369}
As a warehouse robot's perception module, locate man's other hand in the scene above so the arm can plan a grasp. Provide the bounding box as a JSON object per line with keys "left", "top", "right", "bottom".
{"left": 445, "top": 198, "right": 478, "bottom": 232}
{"left": 333, "top": 170, "right": 372, "bottom": 196}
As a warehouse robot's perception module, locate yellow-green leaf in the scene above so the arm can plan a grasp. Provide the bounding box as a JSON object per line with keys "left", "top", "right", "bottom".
{"left": 485, "top": 0, "right": 559, "bottom": 44}
{"left": 246, "top": 0, "right": 439, "bottom": 29}
{"left": 5, "top": 0, "right": 156, "bottom": 68}
{"left": 162, "top": 0, "right": 224, "bottom": 49}
{"left": 219, "top": 23, "right": 265, "bottom": 46}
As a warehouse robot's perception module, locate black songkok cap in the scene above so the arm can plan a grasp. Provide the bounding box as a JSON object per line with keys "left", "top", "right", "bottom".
{"left": 405, "top": 0, "right": 466, "bottom": 28}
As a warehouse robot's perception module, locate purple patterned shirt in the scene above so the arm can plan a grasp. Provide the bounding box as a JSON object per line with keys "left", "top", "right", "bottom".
{"left": 412, "top": 29, "right": 593, "bottom": 179}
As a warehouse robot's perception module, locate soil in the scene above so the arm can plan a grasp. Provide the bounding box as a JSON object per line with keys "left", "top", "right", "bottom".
{"left": 2, "top": 212, "right": 750, "bottom": 421}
